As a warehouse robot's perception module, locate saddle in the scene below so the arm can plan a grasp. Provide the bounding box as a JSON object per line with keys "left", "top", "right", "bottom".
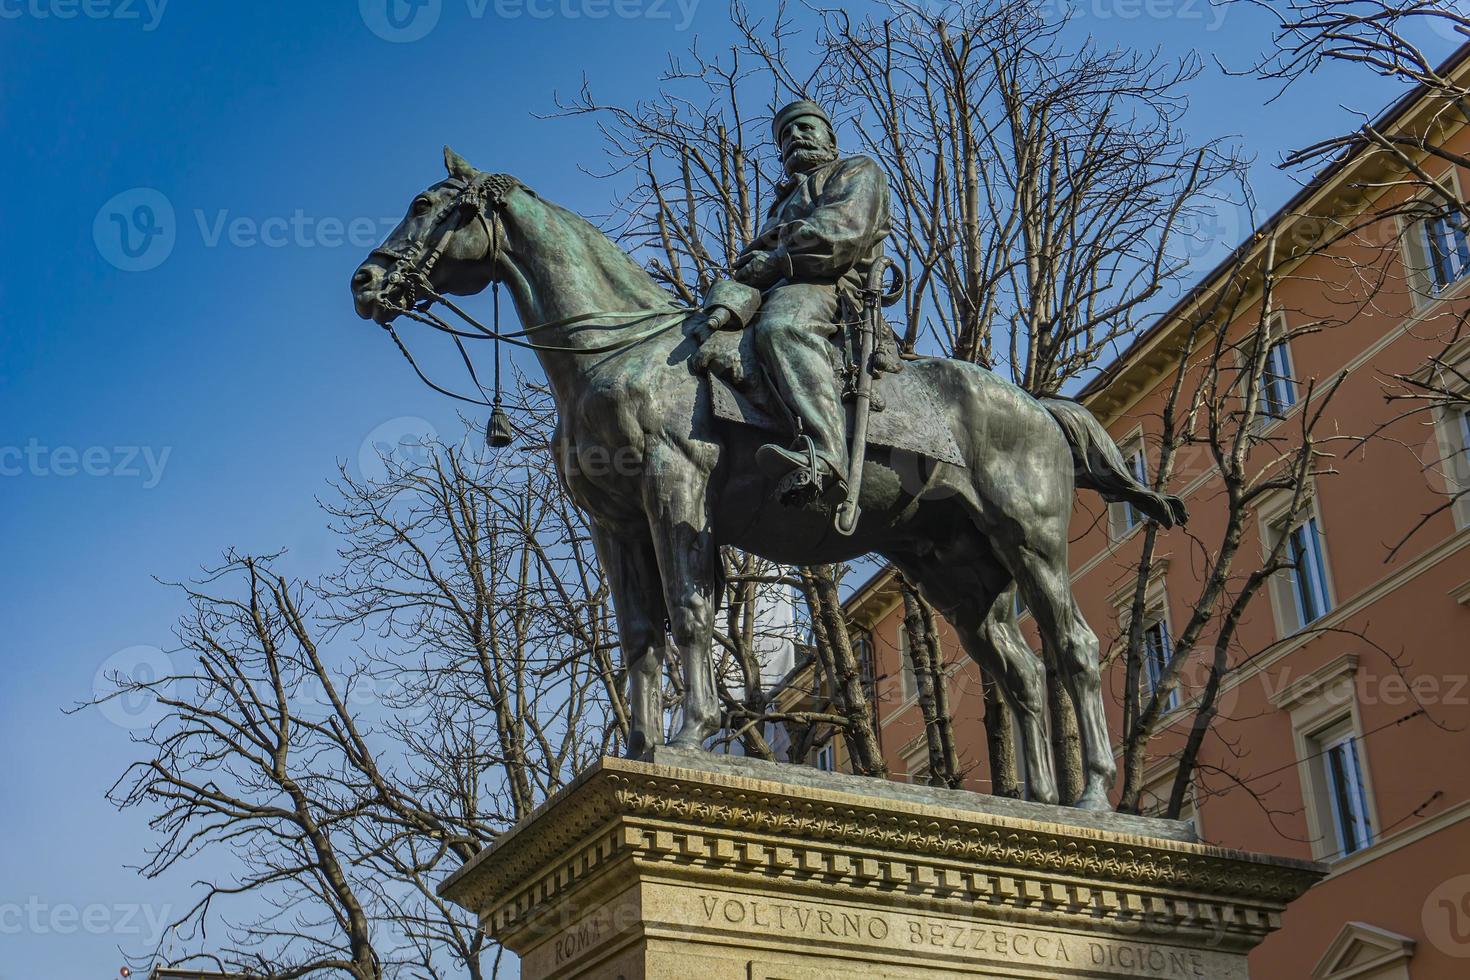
{"left": 691, "top": 292, "right": 965, "bottom": 468}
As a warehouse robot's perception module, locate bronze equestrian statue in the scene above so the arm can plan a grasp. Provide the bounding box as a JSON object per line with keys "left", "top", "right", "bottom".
{"left": 349, "top": 102, "right": 1186, "bottom": 811}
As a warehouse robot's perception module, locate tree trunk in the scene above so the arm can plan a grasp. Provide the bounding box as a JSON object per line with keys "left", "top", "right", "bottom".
{"left": 800, "top": 566, "right": 887, "bottom": 776}
{"left": 982, "top": 675, "right": 1022, "bottom": 798}
{"left": 1047, "top": 668, "right": 1084, "bottom": 806}
{"left": 899, "top": 580, "right": 960, "bottom": 788}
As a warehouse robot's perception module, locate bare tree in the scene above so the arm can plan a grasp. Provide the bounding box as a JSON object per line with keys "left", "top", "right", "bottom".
{"left": 320, "top": 395, "right": 621, "bottom": 976}
{"left": 97, "top": 554, "right": 389, "bottom": 980}
{"left": 96, "top": 400, "right": 628, "bottom": 978}
{"left": 813, "top": 0, "right": 1239, "bottom": 391}
{"left": 773, "top": 0, "right": 1242, "bottom": 797}
{"left": 325, "top": 395, "right": 622, "bottom": 808}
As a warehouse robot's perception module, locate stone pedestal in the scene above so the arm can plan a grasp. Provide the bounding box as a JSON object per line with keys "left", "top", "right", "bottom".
{"left": 439, "top": 750, "right": 1324, "bottom": 979}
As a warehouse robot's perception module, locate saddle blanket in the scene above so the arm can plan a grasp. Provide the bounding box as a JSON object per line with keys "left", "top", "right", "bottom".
{"left": 707, "top": 368, "right": 966, "bottom": 467}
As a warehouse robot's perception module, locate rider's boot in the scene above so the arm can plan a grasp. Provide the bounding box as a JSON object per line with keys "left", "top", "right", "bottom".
{"left": 756, "top": 431, "right": 849, "bottom": 505}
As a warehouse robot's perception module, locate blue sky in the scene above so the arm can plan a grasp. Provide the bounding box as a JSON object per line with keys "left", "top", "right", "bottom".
{"left": 0, "top": 1, "right": 1454, "bottom": 976}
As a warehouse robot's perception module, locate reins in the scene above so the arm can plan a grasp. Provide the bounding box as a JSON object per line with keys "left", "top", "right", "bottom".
{"left": 371, "top": 172, "right": 694, "bottom": 415}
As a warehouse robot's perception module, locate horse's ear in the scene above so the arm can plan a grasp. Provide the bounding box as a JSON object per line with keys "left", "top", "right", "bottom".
{"left": 443, "top": 145, "right": 476, "bottom": 179}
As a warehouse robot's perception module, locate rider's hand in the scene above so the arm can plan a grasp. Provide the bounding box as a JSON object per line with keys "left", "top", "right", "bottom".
{"left": 689, "top": 309, "right": 729, "bottom": 346}
{"left": 732, "top": 249, "right": 786, "bottom": 289}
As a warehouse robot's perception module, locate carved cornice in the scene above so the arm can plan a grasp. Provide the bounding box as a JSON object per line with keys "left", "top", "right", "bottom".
{"left": 439, "top": 758, "right": 1324, "bottom": 949}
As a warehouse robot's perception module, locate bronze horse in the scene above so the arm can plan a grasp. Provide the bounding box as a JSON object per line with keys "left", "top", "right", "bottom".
{"left": 350, "top": 148, "right": 1186, "bottom": 810}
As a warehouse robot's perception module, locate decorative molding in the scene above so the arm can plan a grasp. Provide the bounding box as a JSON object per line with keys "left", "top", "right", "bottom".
{"left": 1311, "top": 921, "right": 1415, "bottom": 980}
{"left": 440, "top": 757, "right": 1324, "bottom": 953}
{"left": 1267, "top": 653, "right": 1360, "bottom": 711}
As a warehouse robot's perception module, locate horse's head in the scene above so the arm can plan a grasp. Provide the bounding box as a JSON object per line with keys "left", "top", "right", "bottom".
{"left": 351, "top": 146, "right": 506, "bottom": 325}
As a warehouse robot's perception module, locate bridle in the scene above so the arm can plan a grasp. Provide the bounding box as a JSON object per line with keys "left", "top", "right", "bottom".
{"left": 369, "top": 171, "right": 514, "bottom": 319}
{"left": 366, "top": 172, "right": 694, "bottom": 413}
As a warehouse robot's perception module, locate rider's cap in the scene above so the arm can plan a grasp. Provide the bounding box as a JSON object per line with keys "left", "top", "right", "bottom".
{"left": 771, "top": 100, "right": 834, "bottom": 143}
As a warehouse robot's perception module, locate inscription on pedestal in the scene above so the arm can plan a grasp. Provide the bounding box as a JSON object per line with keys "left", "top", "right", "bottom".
{"left": 692, "top": 891, "right": 1230, "bottom": 979}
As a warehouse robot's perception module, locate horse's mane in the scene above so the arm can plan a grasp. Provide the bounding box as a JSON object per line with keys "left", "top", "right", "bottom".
{"left": 507, "top": 178, "right": 676, "bottom": 305}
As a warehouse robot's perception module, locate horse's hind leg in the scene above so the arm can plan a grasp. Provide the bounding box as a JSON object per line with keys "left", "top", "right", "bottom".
{"left": 897, "top": 557, "right": 1057, "bottom": 805}
{"left": 1002, "top": 535, "right": 1116, "bottom": 811}
{"left": 973, "top": 584, "right": 1058, "bottom": 804}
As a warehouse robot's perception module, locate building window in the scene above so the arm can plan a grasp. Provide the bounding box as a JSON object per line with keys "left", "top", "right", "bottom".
{"left": 1109, "top": 436, "right": 1151, "bottom": 539}
{"left": 1258, "top": 489, "right": 1336, "bottom": 637}
{"left": 815, "top": 743, "right": 835, "bottom": 772}
{"left": 1312, "top": 720, "right": 1374, "bottom": 857}
{"left": 1459, "top": 407, "right": 1470, "bottom": 467}
{"left": 1139, "top": 766, "right": 1200, "bottom": 835}
{"left": 1403, "top": 182, "right": 1470, "bottom": 302}
{"left": 1258, "top": 335, "right": 1298, "bottom": 421}
{"left": 898, "top": 737, "right": 929, "bottom": 785}
{"left": 1311, "top": 922, "right": 1415, "bottom": 980}
{"left": 897, "top": 627, "right": 916, "bottom": 703}
{"left": 1142, "top": 619, "right": 1179, "bottom": 712}
{"left": 1436, "top": 398, "right": 1470, "bottom": 530}
{"left": 1422, "top": 207, "right": 1470, "bottom": 293}
{"left": 1268, "top": 654, "right": 1378, "bottom": 862}
{"left": 1286, "top": 516, "right": 1333, "bottom": 627}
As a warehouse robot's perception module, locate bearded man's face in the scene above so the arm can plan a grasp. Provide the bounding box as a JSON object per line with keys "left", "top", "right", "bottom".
{"left": 780, "top": 116, "right": 838, "bottom": 176}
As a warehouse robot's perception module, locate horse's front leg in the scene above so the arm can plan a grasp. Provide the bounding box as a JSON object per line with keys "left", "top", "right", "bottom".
{"left": 587, "top": 522, "right": 669, "bottom": 758}
{"left": 644, "top": 452, "right": 720, "bottom": 749}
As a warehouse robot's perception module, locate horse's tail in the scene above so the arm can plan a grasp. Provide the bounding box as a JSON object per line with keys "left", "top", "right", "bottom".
{"left": 1041, "top": 398, "right": 1189, "bottom": 529}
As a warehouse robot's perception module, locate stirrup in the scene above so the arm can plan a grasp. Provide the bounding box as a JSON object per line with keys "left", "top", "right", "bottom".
{"left": 759, "top": 437, "right": 846, "bottom": 505}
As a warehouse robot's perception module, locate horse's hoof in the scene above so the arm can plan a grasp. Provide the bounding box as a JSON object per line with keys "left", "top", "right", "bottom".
{"left": 1028, "top": 786, "right": 1060, "bottom": 807}
{"left": 666, "top": 723, "right": 713, "bottom": 750}
{"left": 1073, "top": 788, "right": 1112, "bottom": 812}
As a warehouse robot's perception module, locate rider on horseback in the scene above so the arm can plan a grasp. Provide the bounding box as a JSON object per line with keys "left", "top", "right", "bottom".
{"left": 722, "top": 99, "right": 894, "bottom": 504}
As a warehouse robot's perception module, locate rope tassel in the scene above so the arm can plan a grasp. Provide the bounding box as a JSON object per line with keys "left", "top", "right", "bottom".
{"left": 486, "top": 281, "right": 514, "bottom": 448}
